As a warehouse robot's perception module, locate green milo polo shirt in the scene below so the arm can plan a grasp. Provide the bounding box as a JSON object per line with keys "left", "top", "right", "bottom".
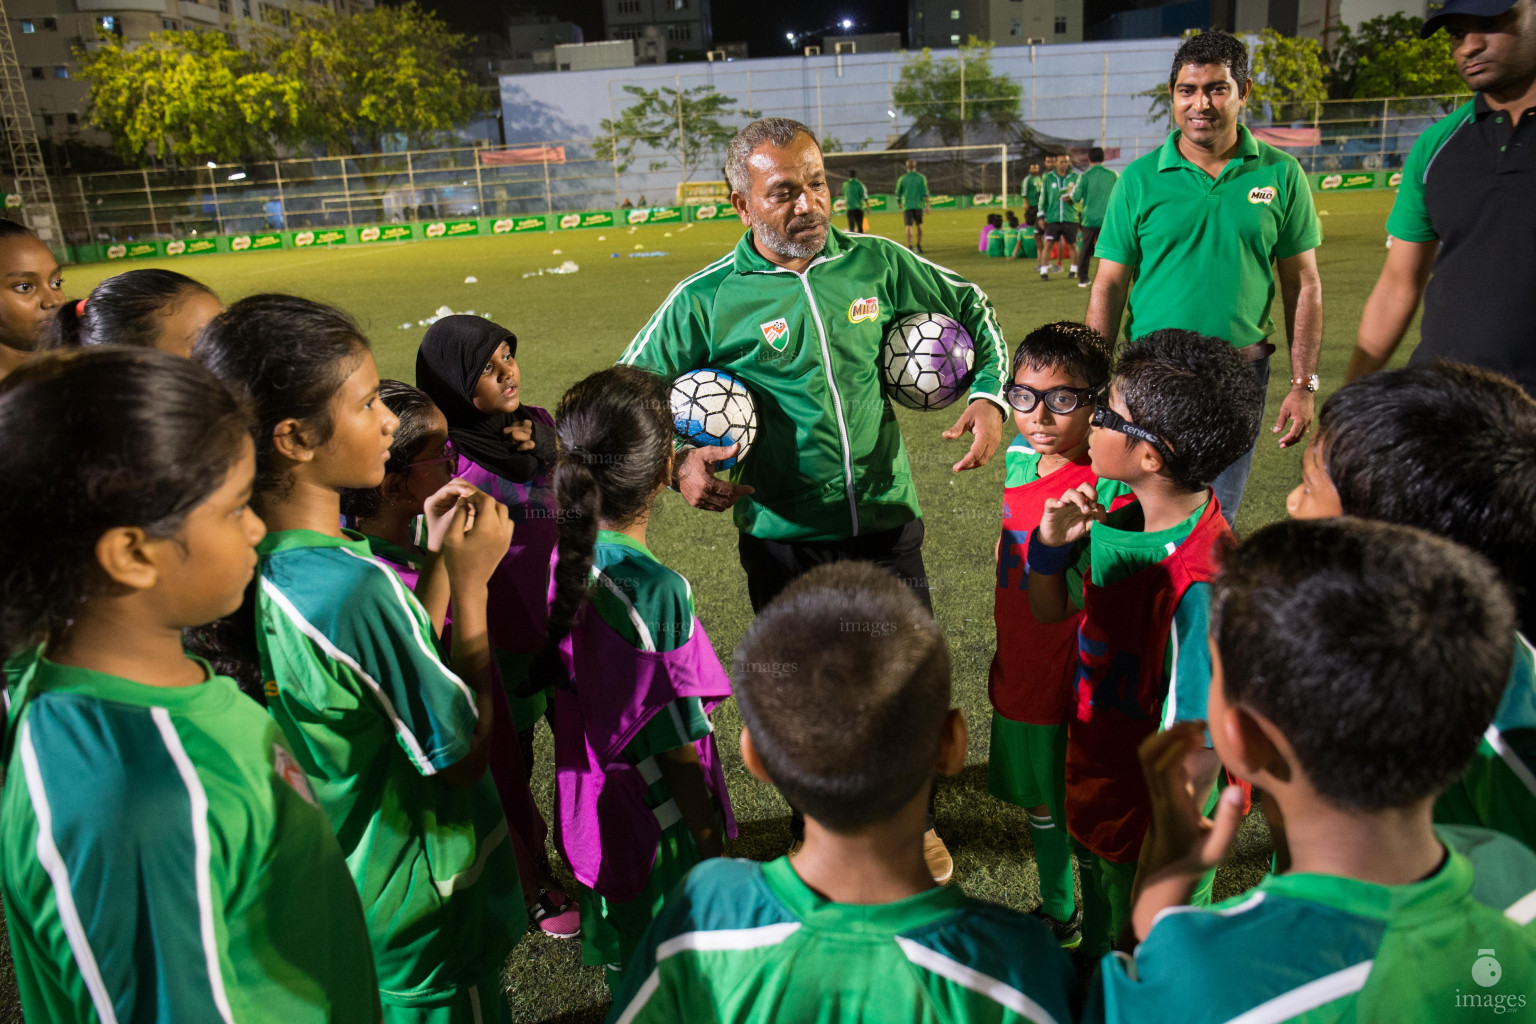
{"left": 895, "top": 171, "right": 929, "bottom": 211}
{"left": 1095, "top": 125, "right": 1322, "bottom": 347}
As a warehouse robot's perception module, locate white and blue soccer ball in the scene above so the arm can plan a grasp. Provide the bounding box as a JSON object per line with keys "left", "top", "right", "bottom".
{"left": 670, "top": 368, "right": 759, "bottom": 469}
{"left": 880, "top": 312, "right": 976, "bottom": 410}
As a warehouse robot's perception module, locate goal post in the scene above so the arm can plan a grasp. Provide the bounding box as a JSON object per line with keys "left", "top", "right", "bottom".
{"left": 822, "top": 145, "right": 1011, "bottom": 205}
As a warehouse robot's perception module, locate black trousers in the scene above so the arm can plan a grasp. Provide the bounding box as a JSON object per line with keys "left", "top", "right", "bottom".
{"left": 1077, "top": 226, "right": 1101, "bottom": 283}
{"left": 737, "top": 518, "right": 936, "bottom": 839}
{"left": 845, "top": 209, "right": 865, "bottom": 232}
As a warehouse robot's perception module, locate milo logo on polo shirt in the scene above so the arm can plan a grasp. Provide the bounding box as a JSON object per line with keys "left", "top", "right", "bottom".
{"left": 848, "top": 296, "right": 880, "bottom": 323}
{"left": 1247, "top": 186, "right": 1277, "bottom": 205}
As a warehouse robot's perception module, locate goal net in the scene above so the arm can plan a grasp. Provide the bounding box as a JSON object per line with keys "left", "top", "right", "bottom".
{"left": 823, "top": 145, "right": 1012, "bottom": 203}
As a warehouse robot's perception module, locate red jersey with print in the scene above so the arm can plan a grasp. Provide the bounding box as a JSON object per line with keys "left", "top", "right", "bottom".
{"left": 1066, "top": 498, "right": 1230, "bottom": 863}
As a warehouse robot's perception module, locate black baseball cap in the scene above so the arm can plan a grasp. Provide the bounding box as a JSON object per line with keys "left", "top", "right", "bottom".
{"left": 1422, "top": 0, "right": 1518, "bottom": 36}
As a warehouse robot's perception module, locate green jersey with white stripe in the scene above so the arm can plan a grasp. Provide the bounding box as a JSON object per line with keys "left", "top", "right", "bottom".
{"left": 607, "top": 856, "right": 1075, "bottom": 1024}
{"left": 1092, "top": 826, "right": 1536, "bottom": 1023}
{"left": 1438, "top": 633, "right": 1536, "bottom": 852}
{"left": 0, "top": 650, "right": 381, "bottom": 1024}
{"left": 255, "top": 529, "right": 523, "bottom": 1005}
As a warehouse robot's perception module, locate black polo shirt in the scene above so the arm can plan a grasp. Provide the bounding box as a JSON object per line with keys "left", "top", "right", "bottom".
{"left": 1386, "top": 94, "right": 1536, "bottom": 395}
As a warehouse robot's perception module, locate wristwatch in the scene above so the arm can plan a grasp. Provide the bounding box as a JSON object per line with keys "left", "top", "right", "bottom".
{"left": 1289, "top": 374, "right": 1320, "bottom": 392}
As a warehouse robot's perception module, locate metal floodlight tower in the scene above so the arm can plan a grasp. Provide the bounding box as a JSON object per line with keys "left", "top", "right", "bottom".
{"left": 0, "top": 0, "right": 63, "bottom": 256}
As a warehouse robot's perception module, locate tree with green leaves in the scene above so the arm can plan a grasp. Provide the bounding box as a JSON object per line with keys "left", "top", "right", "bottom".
{"left": 593, "top": 85, "right": 754, "bottom": 183}
{"left": 1251, "top": 28, "right": 1328, "bottom": 123}
{"left": 77, "top": 30, "right": 300, "bottom": 163}
{"left": 893, "top": 38, "right": 1022, "bottom": 145}
{"left": 1328, "top": 14, "right": 1466, "bottom": 108}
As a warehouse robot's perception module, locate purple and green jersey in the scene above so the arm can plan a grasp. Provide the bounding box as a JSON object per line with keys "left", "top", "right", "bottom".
{"left": 607, "top": 856, "right": 1076, "bottom": 1023}
{"left": 255, "top": 529, "right": 523, "bottom": 1009}
{"left": 1092, "top": 826, "right": 1536, "bottom": 1022}
{"left": 0, "top": 651, "right": 381, "bottom": 1023}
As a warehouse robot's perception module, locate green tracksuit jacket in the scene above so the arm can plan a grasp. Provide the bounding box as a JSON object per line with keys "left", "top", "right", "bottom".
{"left": 619, "top": 226, "right": 1008, "bottom": 543}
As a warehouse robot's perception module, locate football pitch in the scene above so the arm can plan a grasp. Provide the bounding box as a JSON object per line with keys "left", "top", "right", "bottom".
{"left": 3, "top": 190, "right": 1414, "bottom": 1022}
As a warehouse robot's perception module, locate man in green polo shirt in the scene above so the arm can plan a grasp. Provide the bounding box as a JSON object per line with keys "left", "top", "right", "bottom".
{"left": 1087, "top": 30, "right": 1323, "bottom": 526}
{"left": 1074, "top": 146, "right": 1118, "bottom": 288}
{"left": 895, "top": 159, "right": 930, "bottom": 253}
{"left": 841, "top": 168, "right": 867, "bottom": 234}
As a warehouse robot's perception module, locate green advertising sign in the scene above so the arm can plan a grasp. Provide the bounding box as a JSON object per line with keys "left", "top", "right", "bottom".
{"left": 689, "top": 202, "right": 741, "bottom": 222}
{"left": 625, "top": 206, "right": 683, "bottom": 225}
{"left": 293, "top": 228, "right": 348, "bottom": 247}
{"left": 866, "top": 195, "right": 888, "bottom": 210}
{"left": 929, "top": 194, "right": 958, "bottom": 209}
{"left": 426, "top": 219, "right": 479, "bottom": 239}
{"left": 556, "top": 210, "right": 615, "bottom": 230}
{"left": 493, "top": 216, "right": 547, "bottom": 234}
{"left": 970, "top": 193, "right": 1008, "bottom": 207}
{"left": 1317, "top": 172, "right": 1376, "bottom": 192}
{"left": 230, "top": 232, "right": 283, "bottom": 252}
{"left": 164, "top": 238, "right": 219, "bottom": 256}
{"left": 106, "top": 241, "right": 161, "bottom": 260}
{"left": 3, "top": 193, "right": 21, "bottom": 209}
{"left": 359, "top": 224, "right": 413, "bottom": 243}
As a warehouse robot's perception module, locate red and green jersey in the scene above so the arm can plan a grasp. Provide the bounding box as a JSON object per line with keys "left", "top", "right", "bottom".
{"left": 255, "top": 529, "right": 523, "bottom": 1007}
{"left": 608, "top": 856, "right": 1076, "bottom": 1024}
{"left": 1438, "top": 632, "right": 1536, "bottom": 851}
{"left": 0, "top": 651, "right": 381, "bottom": 1024}
{"left": 1091, "top": 826, "right": 1536, "bottom": 1022}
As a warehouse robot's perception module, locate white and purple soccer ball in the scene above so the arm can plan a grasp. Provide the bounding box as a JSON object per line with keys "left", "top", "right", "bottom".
{"left": 879, "top": 312, "right": 976, "bottom": 410}
{"left": 670, "top": 368, "right": 758, "bottom": 469}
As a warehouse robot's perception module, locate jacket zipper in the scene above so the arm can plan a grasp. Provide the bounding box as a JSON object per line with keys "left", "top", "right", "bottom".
{"left": 763, "top": 258, "right": 860, "bottom": 537}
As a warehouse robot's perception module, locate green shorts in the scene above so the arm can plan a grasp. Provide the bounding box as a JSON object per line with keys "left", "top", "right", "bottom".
{"left": 379, "top": 966, "right": 512, "bottom": 1024}
{"left": 988, "top": 713, "right": 1068, "bottom": 812}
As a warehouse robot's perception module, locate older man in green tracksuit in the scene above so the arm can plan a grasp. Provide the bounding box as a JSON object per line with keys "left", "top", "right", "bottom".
{"left": 620, "top": 117, "right": 1009, "bottom": 881}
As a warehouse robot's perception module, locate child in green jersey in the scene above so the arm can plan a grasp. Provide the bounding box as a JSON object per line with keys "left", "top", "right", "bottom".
{"left": 1287, "top": 363, "right": 1536, "bottom": 854}
{"left": 0, "top": 348, "right": 381, "bottom": 1024}
{"left": 536, "top": 365, "right": 734, "bottom": 991}
{"left": 608, "top": 561, "right": 1075, "bottom": 1024}
{"left": 195, "top": 296, "right": 525, "bottom": 1024}
{"left": 1097, "top": 518, "right": 1536, "bottom": 1023}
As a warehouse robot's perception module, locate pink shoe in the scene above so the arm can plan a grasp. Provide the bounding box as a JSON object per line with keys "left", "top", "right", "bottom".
{"left": 530, "top": 889, "right": 580, "bottom": 939}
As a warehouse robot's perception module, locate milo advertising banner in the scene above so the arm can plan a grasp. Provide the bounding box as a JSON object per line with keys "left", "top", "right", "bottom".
{"left": 971, "top": 194, "right": 1008, "bottom": 207}
{"left": 689, "top": 202, "right": 742, "bottom": 222}
{"left": 866, "top": 194, "right": 888, "bottom": 210}
{"left": 3, "top": 194, "right": 20, "bottom": 209}
{"left": 494, "top": 215, "right": 547, "bottom": 234}
{"left": 1388, "top": 171, "right": 1403, "bottom": 188}
{"left": 164, "top": 238, "right": 220, "bottom": 257}
{"left": 293, "top": 228, "right": 348, "bottom": 248}
{"left": 928, "top": 194, "right": 958, "bottom": 209}
{"left": 230, "top": 232, "right": 283, "bottom": 253}
{"left": 359, "top": 224, "right": 413, "bottom": 243}
{"left": 557, "top": 210, "right": 616, "bottom": 230}
{"left": 106, "top": 241, "right": 161, "bottom": 260}
{"left": 426, "top": 219, "right": 479, "bottom": 239}
{"left": 626, "top": 206, "right": 684, "bottom": 225}
{"left": 1317, "top": 172, "right": 1376, "bottom": 192}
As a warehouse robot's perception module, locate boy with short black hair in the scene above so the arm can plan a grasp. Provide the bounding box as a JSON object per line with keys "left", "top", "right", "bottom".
{"left": 1027, "top": 328, "right": 1264, "bottom": 957}
{"left": 991, "top": 321, "right": 1123, "bottom": 950}
{"left": 1096, "top": 518, "right": 1536, "bottom": 1022}
{"left": 607, "top": 561, "right": 1076, "bottom": 1024}
{"left": 1289, "top": 362, "right": 1536, "bottom": 851}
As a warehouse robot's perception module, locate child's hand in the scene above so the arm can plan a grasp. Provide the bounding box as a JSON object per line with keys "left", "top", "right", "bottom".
{"left": 1137, "top": 722, "right": 1244, "bottom": 882}
{"left": 442, "top": 489, "right": 514, "bottom": 588}
{"left": 421, "top": 478, "right": 480, "bottom": 554}
{"left": 503, "top": 420, "right": 536, "bottom": 452}
{"left": 1037, "top": 482, "right": 1106, "bottom": 547}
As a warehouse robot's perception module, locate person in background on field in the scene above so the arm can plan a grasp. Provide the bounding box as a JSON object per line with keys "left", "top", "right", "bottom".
{"left": 981, "top": 213, "right": 1003, "bottom": 253}
{"left": 0, "top": 221, "right": 64, "bottom": 382}
{"left": 45, "top": 268, "right": 222, "bottom": 357}
{"left": 896, "top": 158, "right": 931, "bottom": 253}
{"left": 1074, "top": 147, "right": 1118, "bottom": 289}
{"left": 1349, "top": 0, "right": 1536, "bottom": 397}
{"left": 1040, "top": 154, "right": 1080, "bottom": 280}
{"left": 842, "top": 168, "right": 868, "bottom": 233}
{"left": 1087, "top": 31, "right": 1323, "bottom": 527}
{"left": 1024, "top": 161, "right": 1046, "bottom": 261}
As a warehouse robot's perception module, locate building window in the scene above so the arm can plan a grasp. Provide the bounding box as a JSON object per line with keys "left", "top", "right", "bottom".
{"left": 667, "top": 22, "right": 691, "bottom": 40}
{"left": 42, "top": 17, "right": 56, "bottom": 29}
{"left": 53, "top": 65, "right": 68, "bottom": 78}
{"left": 29, "top": 67, "right": 42, "bottom": 79}
{"left": 616, "top": 0, "right": 641, "bottom": 13}
{"left": 163, "top": 18, "right": 180, "bottom": 29}
{"left": 259, "top": 4, "right": 289, "bottom": 27}
{"left": 96, "top": 15, "right": 116, "bottom": 31}
{"left": 950, "top": 8, "right": 961, "bottom": 18}
{"left": 219, "top": 0, "right": 231, "bottom": 11}
{"left": 66, "top": 112, "right": 78, "bottom": 125}
{"left": 1054, "top": 15, "right": 1067, "bottom": 31}
{"left": 615, "top": 25, "right": 643, "bottom": 38}
{"left": 1011, "top": 19, "right": 1022, "bottom": 33}
{"left": 668, "top": 0, "right": 688, "bottom": 8}
{"left": 243, "top": 1, "right": 253, "bottom": 16}
{"left": 40, "top": 113, "right": 53, "bottom": 127}
{"left": 950, "top": 33, "right": 961, "bottom": 42}
{"left": 19, "top": 20, "right": 33, "bottom": 33}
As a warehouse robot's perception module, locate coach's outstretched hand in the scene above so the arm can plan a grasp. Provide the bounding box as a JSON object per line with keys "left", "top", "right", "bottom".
{"left": 943, "top": 399, "right": 1005, "bottom": 472}
{"left": 677, "top": 442, "right": 756, "bottom": 513}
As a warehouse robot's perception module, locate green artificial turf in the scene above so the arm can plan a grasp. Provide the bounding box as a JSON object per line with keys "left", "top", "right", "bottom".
{"left": 0, "top": 190, "right": 1416, "bottom": 1023}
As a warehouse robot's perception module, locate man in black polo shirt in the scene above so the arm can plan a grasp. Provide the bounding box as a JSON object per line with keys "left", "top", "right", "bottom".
{"left": 1350, "top": 0, "right": 1536, "bottom": 395}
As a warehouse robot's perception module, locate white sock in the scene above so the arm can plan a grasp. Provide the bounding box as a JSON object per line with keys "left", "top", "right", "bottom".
{"left": 1069, "top": 265, "right": 1077, "bottom": 274}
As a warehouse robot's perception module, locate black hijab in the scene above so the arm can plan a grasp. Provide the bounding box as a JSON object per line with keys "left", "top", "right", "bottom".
{"left": 415, "top": 315, "right": 553, "bottom": 483}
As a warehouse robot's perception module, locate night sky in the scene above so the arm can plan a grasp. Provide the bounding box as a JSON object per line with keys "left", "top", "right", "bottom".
{"left": 419, "top": 1, "right": 906, "bottom": 58}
